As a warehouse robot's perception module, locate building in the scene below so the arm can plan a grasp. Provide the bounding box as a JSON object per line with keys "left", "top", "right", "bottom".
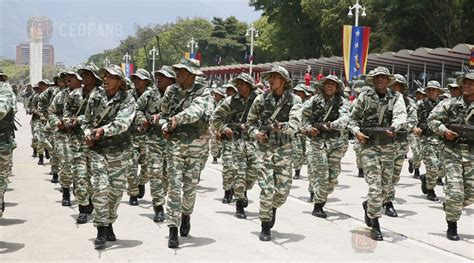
{"left": 16, "top": 43, "right": 55, "bottom": 66}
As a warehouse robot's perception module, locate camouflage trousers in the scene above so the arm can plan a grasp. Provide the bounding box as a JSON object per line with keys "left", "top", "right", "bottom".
{"left": 292, "top": 134, "right": 307, "bottom": 171}
{"left": 144, "top": 135, "right": 169, "bottom": 207}
{"left": 55, "top": 133, "right": 73, "bottom": 188}
{"left": 221, "top": 140, "right": 236, "bottom": 191}
{"left": 408, "top": 133, "right": 422, "bottom": 169}
{"left": 257, "top": 143, "right": 293, "bottom": 222}
{"left": 361, "top": 143, "right": 396, "bottom": 219}
{"left": 309, "top": 141, "right": 348, "bottom": 204}
{"left": 210, "top": 132, "right": 222, "bottom": 158}
{"left": 70, "top": 135, "right": 93, "bottom": 206}
{"left": 127, "top": 137, "right": 148, "bottom": 197}
{"left": 33, "top": 120, "right": 51, "bottom": 154}
{"left": 0, "top": 142, "right": 13, "bottom": 218}
{"left": 30, "top": 119, "right": 38, "bottom": 150}
{"left": 89, "top": 147, "right": 131, "bottom": 227}
{"left": 199, "top": 136, "right": 210, "bottom": 172}
{"left": 354, "top": 141, "right": 363, "bottom": 169}
{"left": 443, "top": 144, "right": 474, "bottom": 222}
{"left": 420, "top": 137, "right": 442, "bottom": 190}
{"left": 48, "top": 130, "right": 59, "bottom": 173}
{"left": 306, "top": 138, "right": 316, "bottom": 193}
{"left": 166, "top": 138, "right": 206, "bottom": 227}
{"left": 232, "top": 139, "right": 258, "bottom": 200}
{"left": 386, "top": 140, "right": 409, "bottom": 203}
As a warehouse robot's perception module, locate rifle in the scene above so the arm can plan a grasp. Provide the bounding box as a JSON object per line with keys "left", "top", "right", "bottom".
{"left": 448, "top": 124, "right": 474, "bottom": 141}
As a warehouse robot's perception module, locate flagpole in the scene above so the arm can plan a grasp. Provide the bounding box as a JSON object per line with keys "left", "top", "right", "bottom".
{"left": 246, "top": 24, "right": 259, "bottom": 75}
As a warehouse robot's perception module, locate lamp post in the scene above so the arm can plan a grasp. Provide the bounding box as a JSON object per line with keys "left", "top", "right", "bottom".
{"left": 347, "top": 0, "right": 367, "bottom": 26}
{"left": 186, "top": 37, "right": 198, "bottom": 57}
{"left": 246, "top": 24, "right": 259, "bottom": 75}
{"left": 149, "top": 46, "right": 158, "bottom": 73}
{"left": 123, "top": 52, "right": 131, "bottom": 77}
{"left": 103, "top": 57, "right": 110, "bottom": 67}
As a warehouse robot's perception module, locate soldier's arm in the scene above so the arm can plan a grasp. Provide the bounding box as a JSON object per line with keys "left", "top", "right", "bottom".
{"left": 173, "top": 88, "right": 210, "bottom": 125}
{"left": 331, "top": 98, "right": 350, "bottom": 131}
{"left": 0, "top": 91, "right": 13, "bottom": 120}
{"left": 81, "top": 96, "right": 96, "bottom": 137}
{"left": 300, "top": 97, "right": 315, "bottom": 131}
{"left": 159, "top": 87, "right": 173, "bottom": 129}
{"left": 390, "top": 94, "right": 408, "bottom": 131}
{"left": 48, "top": 92, "right": 62, "bottom": 129}
{"left": 406, "top": 99, "right": 418, "bottom": 131}
{"left": 102, "top": 95, "right": 136, "bottom": 137}
{"left": 246, "top": 94, "right": 263, "bottom": 139}
{"left": 348, "top": 94, "right": 365, "bottom": 135}
{"left": 427, "top": 99, "right": 451, "bottom": 136}
{"left": 210, "top": 96, "right": 232, "bottom": 133}
{"left": 37, "top": 89, "right": 50, "bottom": 117}
{"left": 134, "top": 91, "right": 149, "bottom": 127}
{"left": 280, "top": 95, "right": 302, "bottom": 135}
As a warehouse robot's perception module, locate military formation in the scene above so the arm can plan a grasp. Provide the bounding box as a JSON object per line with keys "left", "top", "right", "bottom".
{"left": 2, "top": 61, "right": 473, "bottom": 250}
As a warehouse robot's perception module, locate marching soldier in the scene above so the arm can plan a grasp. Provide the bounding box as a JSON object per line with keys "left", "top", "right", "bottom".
{"left": 247, "top": 65, "right": 302, "bottom": 241}
{"left": 292, "top": 83, "right": 312, "bottom": 180}
{"left": 159, "top": 59, "right": 209, "bottom": 248}
{"left": 408, "top": 88, "right": 427, "bottom": 178}
{"left": 414, "top": 80, "right": 444, "bottom": 201}
{"left": 36, "top": 79, "right": 55, "bottom": 166}
{"left": 27, "top": 85, "right": 41, "bottom": 158}
{"left": 301, "top": 75, "right": 349, "bottom": 218}
{"left": 209, "top": 85, "right": 226, "bottom": 164}
{"left": 211, "top": 73, "right": 259, "bottom": 219}
{"left": 427, "top": 72, "right": 474, "bottom": 241}
{"left": 82, "top": 65, "right": 136, "bottom": 249}
{"left": 447, "top": 82, "right": 461, "bottom": 98}
{"left": 349, "top": 67, "right": 407, "bottom": 241}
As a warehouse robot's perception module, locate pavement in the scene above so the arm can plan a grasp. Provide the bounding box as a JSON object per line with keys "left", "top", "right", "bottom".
{"left": 1, "top": 105, "right": 473, "bottom": 262}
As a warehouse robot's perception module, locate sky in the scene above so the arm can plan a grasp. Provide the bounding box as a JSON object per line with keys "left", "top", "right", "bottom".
{"left": 0, "top": 0, "right": 262, "bottom": 66}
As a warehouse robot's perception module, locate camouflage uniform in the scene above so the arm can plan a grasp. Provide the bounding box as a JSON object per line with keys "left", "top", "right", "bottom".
{"left": 349, "top": 67, "right": 407, "bottom": 241}
{"left": 301, "top": 75, "right": 350, "bottom": 217}
{"left": 0, "top": 77, "right": 17, "bottom": 218}
{"left": 427, "top": 73, "right": 474, "bottom": 240}
{"left": 247, "top": 66, "right": 302, "bottom": 241}
{"left": 292, "top": 84, "right": 312, "bottom": 179}
{"left": 408, "top": 88, "right": 426, "bottom": 178}
{"left": 27, "top": 88, "right": 41, "bottom": 154}
{"left": 82, "top": 65, "right": 135, "bottom": 248}
{"left": 37, "top": 80, "right": 59, "bottom": 171}
{"left": 209, "top": 87, "right": 226, "bottom": 161}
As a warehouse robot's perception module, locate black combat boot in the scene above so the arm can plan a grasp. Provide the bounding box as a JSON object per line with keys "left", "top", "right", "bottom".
{"left": 129, "top": 196, "right": 138, "bottom": 206}
{"left": 32, "top": 148, "right": 37, "bottom": 158}
{"left": 180, "top": 214, "right": 191, "bottom": 237}
{"left": 236, "top": 200, "right": 247, "bottom": 219}
{"left": 153, "top": 205, "right": 165, "bottom": 222}
{"left": 362, "top": 200, "right": 372, "bottom": 227}
{"left": 37, "top": 154, "right": 44, "bottom": 165}
{"left": 168, "top": 227, "right": 179, "bottom": 248}
{"left": 293, "top": 169, "right": 301, "bottom": 179}
{"left": 85, "top": 198, "right": 94, "bottom": 214}
{"left": 420, "top": 174, "right": 428, "bottom": 194}
{"left": 137, "top": 184, "right": 145, "bottom": 199}
{"left": 259, "top": 221, "right": 271, "bottom": 241}
{"left": 358, "top": 168, "right": 364, "bottom": 178}
{"left": 243, "top": 191, "right": 248, "bottom": 208}
{"left": 94, "top": 226, "right": 107, "bottom": 249}
{"left": 413, "top": 168, "right": 420, "bottom": 179}
{"left": 106, "top": 224, "right": 116, "bottom": 241}
{"left": 383, "top": 202, "right": 398, "bottom": 217}
{"left": 312, "top": 202, "right": 327, "bottom": 218}
{"left": 45, "top": 149, "right": 50, "bottom": 159}
{"left": 50, "top": 172, "right": 59, "bottom": 183}
{"left": 76, "top": 205, "right": 88, "bottom": 224}
{"left": 427, "top": 189, "right": 439, "bottom": 201}
{"left": 436, "top": 178, "right": 444, "bottom": 186}
{"left": 222, "top": 189, "right": 233, "bottom": 204}
{"left": 370, "top": 218, "right": 383, "bottom": 241}
{"left": 62, "top": 188, "right": 71, "bottom": 206}
{"left": 309, "top": 192, "right": 314, "bottom": 203}
{"left": 269, "top": 207, "right": 277, "bottom": 229}
{"left": 212, "top": 157, "right": 218, "bottom": 164}
{"left": 446, "top": 221, "right": 460, "bottom": 241}
{"left": 408, "top": 159, "right": 414, "bottom": 173}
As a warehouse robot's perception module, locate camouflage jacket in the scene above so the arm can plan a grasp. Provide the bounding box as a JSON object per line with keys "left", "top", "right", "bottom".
{"left": 211, "top": 91, "right": 258, "bottom": 135}
{"left": 135, "top": 87, "right": 165, "bottom": 135}
{"left": 37, "top": 86, "right": 61, "bottom": 119}
{"left": 48, "top": 88, "right": 71, "bottom": 132}
{"left": 128, "top": 86, "right": 151, "bottom": 134}
{"left": 404, "top": 96, "right": 418, "bottom": 132}
{"left": 0, "top": 82, "right": 17, "bottom": 138}
{"left": 63, "top": 86, "right": 103, "bottom": 136}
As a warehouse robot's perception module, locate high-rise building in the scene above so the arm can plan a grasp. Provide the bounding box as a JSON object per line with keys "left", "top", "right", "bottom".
{"left": 16, "top": 42, "right": 54, "bottom": 66}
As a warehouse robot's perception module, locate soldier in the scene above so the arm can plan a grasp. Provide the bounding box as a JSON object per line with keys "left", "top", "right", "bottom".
{"left": 211, "top": 73, "right": 259, "bottom": 219}
{"left": 447, "top": 82, "right": 461, "bottom": 98}
{"left": 349, "top": 67, "right": 407, "bottom": 241}
{"left": 414, "top": 80, "right": 444, "bottom": 201}
{"left": 36, "top": 79, "right": 55, "bottom": 166}
{"left": 351, "top": 80, "right": 366, "bottom": 178}
{"left": 301, "top": 75, "right": 349, "bottom": 218}
{"left": 27, "top": 85, "right": 41, "bottom": 158}
{"left": 0, "top": 69, "right": 16, "bottom": 218}
{"left": 427, "top": 72, "right": 474, "bottom": 241}
{"left": 134, "top": 65, "right": 176, "bottom": 222}
{"left": 247, "top": 66, "right": 302, "bottom": 241}
{"left": 385, "top": 74, "right": 417, "bottom": 217}
{"left": 292, "top": 83, "right": 312, "bottom": 180}
{"left": 159, "top": 59, "right": 209, "bottom": 248}
{"left": 408, "top": 88, "right": 427, "bottom": 178}
{"left": 209, "top": 85, "right": 226, "bottom": 164}
{"left": 127, "top": 68, "right": 153, "bottom": 206}
{"left": 82, "top": 65, "right": 136, "bottom": 249}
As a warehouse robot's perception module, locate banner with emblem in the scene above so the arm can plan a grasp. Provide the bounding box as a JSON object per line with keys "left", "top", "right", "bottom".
{"left": 343, "top": 25, "right": 370, "bottom": 82}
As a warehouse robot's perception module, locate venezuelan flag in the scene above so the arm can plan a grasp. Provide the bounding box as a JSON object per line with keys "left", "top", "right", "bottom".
{"left": 343, "top": 25, "right": 370, "bottom": 82}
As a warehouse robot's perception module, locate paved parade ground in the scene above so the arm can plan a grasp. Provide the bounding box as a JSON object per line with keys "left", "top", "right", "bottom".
{"left": 1, "top": 106, "right": 473, "bottom": 262}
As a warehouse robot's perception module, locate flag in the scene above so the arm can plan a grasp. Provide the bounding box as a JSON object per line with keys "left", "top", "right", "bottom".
{"left": 196, "top": 52, "right": 202, "bottom": 62}
{"left": 343, "top": 25, "right": 370, "bottom": 81}
{"left": 184, "top": 52, "right": 190, "bottom": 59}
{"left": 470, "top": 48, "right": 474, "bottom": 66}
{"left": 190, "top": 52, "right": 195, "bottom": 59}
{"left": 121, "top": 63, "right": 133, "bottom": 78}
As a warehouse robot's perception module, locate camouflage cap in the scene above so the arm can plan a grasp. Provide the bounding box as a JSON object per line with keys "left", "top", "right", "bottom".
{"left": 131, "top": 68, "right": 153, "bottom": 83}
{"left": 425, "top": 80, "right": 442, "bottom": 90}
{"left": 366, "top": 67, "right": 396, "bottom": 85}
{"left": 0, "top": 69, "right": 7, "bottom": 79}
{"left": 233, "top": 72, "right": 255, "bottom": 87}
{"left": 99, "top": 64, "right": 126, "bottom": 82}
{"left": 393, "top": 74, "right": 408, "bottom": 89}
{"left": 154, "top": 65, "right": 176, "bottom": 79}
{"left": 440, "top": 92, "right": 451, "bottom": 99}
{"left": 293, "top": 83, "right": 312, "bottom": 96}
{"left": 212, "top": 86, "right": 227, "bottom": 97}
{"left": 172, "top": 58, "right": 203, "bottom": 76}
{"left": 78, "top": 64, "right": 102, "bottom": 82}
{"left": 447, "top": 82, "right": 459, "bottom": 89}
{"left": 223, "top": 83, "right": 238, "bottom": 93}
{"left": 262, "top": 65, "right": 293, "bottom": 89}
{"left": 319, "top": 75, "right": 344, "bottom": 92}
{"left": 457, "top": 72, "right": 474, "bottom": 87}
{"left": 415, "top": 87, "right": 426, "bottom": 95}
{"left": 66, "top": 70, "right": 83, "bottom": 81}
{"left": 38, "top": 79, "right": 53, "bottom": 86}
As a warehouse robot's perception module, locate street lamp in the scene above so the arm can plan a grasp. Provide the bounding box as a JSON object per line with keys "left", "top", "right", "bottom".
{"left": 246, "top": 24, "right": 259, "bottom": 75}
{"left": 348, "top": 0, "right": 367, "bottom": 26}
{"left": 186, "top": 37, "right": 198, "bottom": 56}
{"left": 103, "top": 57, "right": 110, "bottom": 67}
{"left": 123, "top": 52, "right": 131, "bottom": 65}
{"left": 149, "top": 46, "right": 158, "bottom": 73}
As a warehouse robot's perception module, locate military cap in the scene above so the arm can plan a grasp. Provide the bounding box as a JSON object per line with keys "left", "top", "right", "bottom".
{"left": 319, "top": 75, "right": 344, "bottom": 92}
{"left": 212, "top": 86, "right": 227, "bottom": 97}
{"left": 38, "top": 79, "right": 53, "bottom": 86}
{"left": 293, "top": 83, "right": 312, "bottom": 96}
{"left": 66, "top": 70, "right": 83, "bottom": 81}
{"left": 232, "top": 72, "right": 255, "bottom": 87}
{"left": 131, "top": 68, "right": 153, "bottom": 83}
{"left": 457, "top": 72, "right": 474, "bottom": 87}
{"left": 393, "top": 74, "right": 408, "bottom": 89}
{"left": 366, "top": 67, "right": 396, "bottom": 85}
{"left": 99, "top": 64, "right": 126, "bottom": 81}
{"left": 425, "top": 80, "right": 443, "bottom": 91}
{"left": 154, "top": 65, "right": 176, "bottom": 79}
{"left": 223, "top": 83, "right": 238, "bottom": 93}
{"left": 173, "top": 58, "right": 203, "bottom": 76}
{"left": 0, "top": 69, "right": 8, "bottom": 80}
{"left": 262, "top": 65, "right": 293, "bottom": 89}
{"left": 415, "top": 88, "right": 426, "bottom": 95}
{"left": 78, "top": 64, "right": 102, "bottom": 82}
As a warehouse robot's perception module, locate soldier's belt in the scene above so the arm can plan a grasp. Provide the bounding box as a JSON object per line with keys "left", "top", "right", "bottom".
{"left": 91, "top": 140, "right": 131, "bottom": 154}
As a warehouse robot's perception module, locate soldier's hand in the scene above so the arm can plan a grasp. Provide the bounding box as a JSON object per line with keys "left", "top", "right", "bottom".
{"left": 271, "top": 122, "right": 283, "bottom": 132}
{"left": 444, "top": 129, "right": 459, "bottom": 141}
{"left": 256, "top": 131, "right": 268, "bottom": 144}
{"left": 94, "top": 127, "right": 105, "bottom": 140}
{"left": 141, "top": 120, "right": 150, "bottom": 131}
{"left": 162, "top": 129, "right": 171, "bottom": 140}
{"left": 240, "top": 123, "right": 248, "bottom": 132}
{"left": 152, "top": 114, "right": 160, "bottom": 124}
{"left": 355, "top": 131, "right": 369, "bottom": 144}
{"left": 308, "top": 127, "right": 320, "bottom": 137}
{"left": 413, "top": 127, "right": 422, "bottom": 136}
{"left": 57, "top": 121, "right": 65, "bottom": 130}
{"left": 69, "top": 118, "right": 78, "bottom": 128}
{"left": 385, "top": 129, "right": 396, "bottom": 138}
{"left": 169, "top": 117, "right": 177, "bottom": 129}
{"left": 223, "top": 127, "right": 234, "bottom": 138}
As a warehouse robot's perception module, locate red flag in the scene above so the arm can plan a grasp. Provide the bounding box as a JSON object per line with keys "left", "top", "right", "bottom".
{"left": 196, "top": 52, "right": 202, "bottom": 62}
